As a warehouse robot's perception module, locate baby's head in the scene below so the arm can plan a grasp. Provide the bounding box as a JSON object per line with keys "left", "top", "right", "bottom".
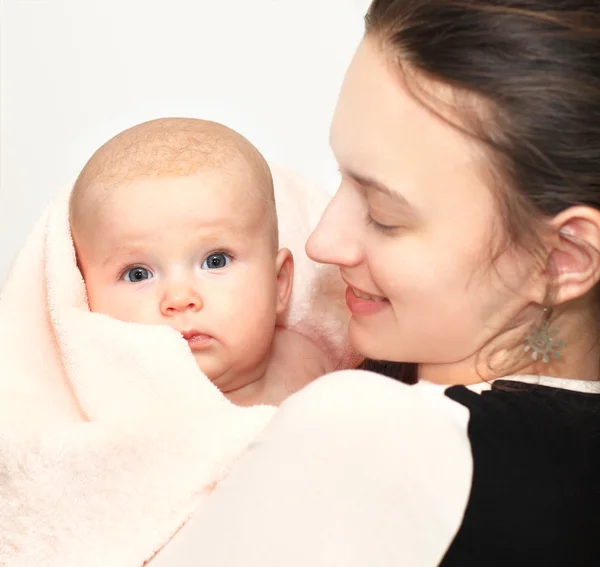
{"left": 70, "top": 117, "right": 293, "bottom": 393}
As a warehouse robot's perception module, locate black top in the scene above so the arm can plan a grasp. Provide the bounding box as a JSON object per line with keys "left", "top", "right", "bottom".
{"left": 441, "top": 380, "right": 600, "bottom": 566}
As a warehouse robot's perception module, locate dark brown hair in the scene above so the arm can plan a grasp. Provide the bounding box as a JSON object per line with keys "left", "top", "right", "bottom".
{"left": 360, "top": 0, "right": 600, "bottom": 384}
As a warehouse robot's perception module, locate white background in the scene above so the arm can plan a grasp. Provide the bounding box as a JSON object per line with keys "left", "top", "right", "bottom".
{"left": 0, "top": 0, "right": 370, "bottom": 283}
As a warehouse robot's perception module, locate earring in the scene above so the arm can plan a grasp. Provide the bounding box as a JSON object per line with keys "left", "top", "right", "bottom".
{"left": 524, "top": 307, "right": 566, "bottom": 363}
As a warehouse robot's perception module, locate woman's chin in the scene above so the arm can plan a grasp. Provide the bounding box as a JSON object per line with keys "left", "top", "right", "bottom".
{"left": 348, "top": 319, "right": 403, "bottom": 362}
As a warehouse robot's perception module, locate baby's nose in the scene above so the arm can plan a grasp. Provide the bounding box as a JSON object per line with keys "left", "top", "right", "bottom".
{"left": 160, "top": 284, "right": 203, "bottom": 315}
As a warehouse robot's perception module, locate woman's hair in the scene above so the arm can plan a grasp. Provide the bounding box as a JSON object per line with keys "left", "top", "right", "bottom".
{"left": 361, "top": 0, "right": 600, "bottom": 383}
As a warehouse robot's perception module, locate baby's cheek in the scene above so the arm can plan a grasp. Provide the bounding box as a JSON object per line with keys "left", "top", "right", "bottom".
{"left": 242, "top": 291, "right": 276, "bottom": 328}
{"left": 222, "top": 275, "right": 274, "bottom": 314}
{"left": 87, "top": 286, "right": 148, "bottom": 324}
{"left": 115, "top": 298, "right": 158, "bottom": 325}
{"left": 83, "top": 278, "right": 106, "bottom": 314}
{"left": 228, "top": 292, "right": 276, "bottom": 345}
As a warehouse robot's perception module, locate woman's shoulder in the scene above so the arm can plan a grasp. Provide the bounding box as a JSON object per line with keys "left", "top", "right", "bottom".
{"left": 149, "top": 370, "right": 475, "bottom": 567}
{"left": 279, "top": 369, "right": 472, "bottom": 439}
{"left": 282, "top": 369, "right": 600, "bottom": 434}
{"left": 177, "top": 369, "right": 476, "bottom": 567}
{"left": 274, "top": 370, "right": 474, "bottom": 530}
{"left": 446, "top": 375, "right": 600, "bottom": 432}
{"left": 279, "top": 370, "right": 600, "bottom": 504}
{"left": 283, "top": 371, "right": 600, "bottom": 567}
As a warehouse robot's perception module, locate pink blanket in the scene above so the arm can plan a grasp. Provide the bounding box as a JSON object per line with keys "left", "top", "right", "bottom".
{"left": 0, "top": 163, "right": 352, "bottom": 566}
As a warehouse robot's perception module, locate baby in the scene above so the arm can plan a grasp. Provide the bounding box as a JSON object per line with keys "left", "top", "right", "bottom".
{"left": 69, "top": 117, "right": 331, "bottom": 406}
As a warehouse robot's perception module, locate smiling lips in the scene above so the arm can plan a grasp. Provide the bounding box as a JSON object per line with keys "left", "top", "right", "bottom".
{"left": 349, "top": 287, "right": 387, "bottom": 302}
{"left": 345, "top": 285, "right": 390, "bottom": 316}
{"left": 182, "top": 330, "right": 213, "bottom": 351}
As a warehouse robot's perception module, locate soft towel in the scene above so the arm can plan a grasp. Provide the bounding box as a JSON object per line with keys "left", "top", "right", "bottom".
{"left": 271, "top": 164, "right": 355, "bottom": 367}
{"left": 0, "top": 163, "right": 351, "bottom": 567}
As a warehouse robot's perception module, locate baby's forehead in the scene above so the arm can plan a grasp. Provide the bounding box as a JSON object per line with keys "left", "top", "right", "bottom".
{"left": 105, "top": 164, "right": 269, "bottom": 207}
{"left": 91, "top": 170, "right": 273, "bottom": 237}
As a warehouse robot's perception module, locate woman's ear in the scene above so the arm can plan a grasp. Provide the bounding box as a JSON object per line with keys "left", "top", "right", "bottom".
{"left": 545, "top": 206, "right": 600, "bottom": 305}
{"left": 275, "top": 248, "right": 294, "bottom": 315}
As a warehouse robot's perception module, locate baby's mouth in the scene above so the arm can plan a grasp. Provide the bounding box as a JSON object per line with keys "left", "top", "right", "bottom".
{"left": 181, "top": 330, "right": 213, "bottom": 351}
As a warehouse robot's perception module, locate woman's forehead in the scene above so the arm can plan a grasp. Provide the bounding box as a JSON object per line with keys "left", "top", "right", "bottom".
{"left": 330, "top": 38, "right": 489, "bottom": 209}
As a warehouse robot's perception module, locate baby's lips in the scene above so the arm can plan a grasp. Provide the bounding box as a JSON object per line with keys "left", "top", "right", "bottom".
{"left": 181, "top": 329, "right": 202, "bottom": 340}
{"left": 181, "top": 330, "right": 214, "bottom": 351}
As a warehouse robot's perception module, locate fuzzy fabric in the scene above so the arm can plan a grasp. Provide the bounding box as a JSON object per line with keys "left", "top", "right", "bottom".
{"left": 0, "top": 163, "right": 352, "bottom": 567}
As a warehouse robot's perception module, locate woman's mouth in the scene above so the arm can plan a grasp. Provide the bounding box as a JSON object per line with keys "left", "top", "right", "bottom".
{"left": 345, "top": 286, "right": 390, "bottom": 316}
{"left": 350, "top": 288, "right": 387, "bottom": 302}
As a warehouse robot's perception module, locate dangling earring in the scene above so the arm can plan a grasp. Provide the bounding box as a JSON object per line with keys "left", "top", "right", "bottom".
{"left": 523, "top": 307, "right": 566, "bottom": 363}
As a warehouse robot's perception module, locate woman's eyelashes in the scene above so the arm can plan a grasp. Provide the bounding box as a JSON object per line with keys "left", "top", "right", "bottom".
{"left": 366, "top": 213, "right": 401, "bottom": 235}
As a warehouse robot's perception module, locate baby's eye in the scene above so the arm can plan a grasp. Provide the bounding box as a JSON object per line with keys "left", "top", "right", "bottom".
{"left": 122, "top": 266, "right": 153, "bottom": 282}
{"left": 201, "top": 253, "right": 232, "bottom": 270}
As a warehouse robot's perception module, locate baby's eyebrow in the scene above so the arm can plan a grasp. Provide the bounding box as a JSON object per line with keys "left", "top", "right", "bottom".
{"left": 98, "top": 228, "right": 244, "bottom": 268}
{"left": 100, "top": 245, "right": 147, "bottom": 268}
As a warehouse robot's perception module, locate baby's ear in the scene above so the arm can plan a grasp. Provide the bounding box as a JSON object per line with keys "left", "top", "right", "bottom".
{"left": 275, "top": 248, "right": 294, "bottom": 315}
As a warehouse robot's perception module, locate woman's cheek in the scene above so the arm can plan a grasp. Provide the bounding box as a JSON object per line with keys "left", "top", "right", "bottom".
{"left": 368, "top": 240, "right": 422, "bottom": 293}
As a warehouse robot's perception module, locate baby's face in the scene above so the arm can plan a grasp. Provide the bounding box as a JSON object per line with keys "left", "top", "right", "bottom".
{"left": 75, "top": 168, "right": 291, "bottom": 391}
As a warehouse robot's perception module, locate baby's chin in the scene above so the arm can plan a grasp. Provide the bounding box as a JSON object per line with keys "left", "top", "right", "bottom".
{"left": 191, "top": 351, "right": 267, "bottom": 396}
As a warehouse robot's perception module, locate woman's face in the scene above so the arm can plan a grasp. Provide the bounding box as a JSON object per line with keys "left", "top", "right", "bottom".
{"left": 307, "top": 37, "right": 538, "bottom": 383}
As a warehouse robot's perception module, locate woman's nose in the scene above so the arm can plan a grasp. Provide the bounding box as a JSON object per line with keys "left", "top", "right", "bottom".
{"left": 306, "top": 188, "right": 363, "bottom": 267}
{"left": 160, "top": 281, "right": 203, "bottom": 316}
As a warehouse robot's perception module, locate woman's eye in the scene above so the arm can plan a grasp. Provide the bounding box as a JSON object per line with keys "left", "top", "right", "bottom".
{"left": 122, "top": 266, "right": 153, "bottom": 282}
{"left": 201, "top": 253, "right": 232, "bottom": 270}
{"left": 366, "top": 214, "right": 400, "bottom": 235}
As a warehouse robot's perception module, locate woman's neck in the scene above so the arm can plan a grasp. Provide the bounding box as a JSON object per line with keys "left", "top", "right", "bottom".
{"left": 418, "top": 307, "right": 600, "bottom": 386}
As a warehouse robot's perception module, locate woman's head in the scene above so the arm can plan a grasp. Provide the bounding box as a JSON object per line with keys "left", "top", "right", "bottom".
{"left": 307, "top": 0, "right": 600, "bottom": 383}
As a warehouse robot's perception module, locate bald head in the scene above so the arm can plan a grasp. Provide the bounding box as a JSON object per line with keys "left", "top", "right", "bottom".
{"left": 70, "top": 117, "right": 276, "bottom": 243}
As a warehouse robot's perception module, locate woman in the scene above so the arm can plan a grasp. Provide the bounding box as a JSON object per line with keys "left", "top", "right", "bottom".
{"left": 151, "top": 1, "right": 600, "bottom": 565}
